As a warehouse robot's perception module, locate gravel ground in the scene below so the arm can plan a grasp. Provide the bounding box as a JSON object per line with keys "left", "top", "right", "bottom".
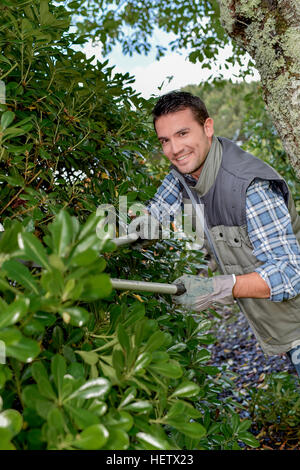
{"left": 205, "top": 305, "right": 300, "bottom": 450}
{"left": 206, "top": 305, "right": 295, "bottom": 389}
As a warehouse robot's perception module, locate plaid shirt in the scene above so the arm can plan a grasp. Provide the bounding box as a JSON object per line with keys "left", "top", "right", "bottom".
{"left": 147, "top": 174, "right": 300, "bottom": 302}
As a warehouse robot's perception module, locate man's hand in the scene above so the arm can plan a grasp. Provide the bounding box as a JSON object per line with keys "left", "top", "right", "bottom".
{"left": 172, "top": 274, "right": 236, "bottom": 311}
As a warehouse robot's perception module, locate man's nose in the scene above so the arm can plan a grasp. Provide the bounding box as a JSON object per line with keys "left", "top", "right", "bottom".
{"left": 169, "top": 139, "right": 184, "bottom": 156}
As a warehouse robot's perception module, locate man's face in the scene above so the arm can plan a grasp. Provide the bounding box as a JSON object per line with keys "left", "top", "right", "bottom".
{"left": 155, "top": 108, "right": 214, "bottom": 179}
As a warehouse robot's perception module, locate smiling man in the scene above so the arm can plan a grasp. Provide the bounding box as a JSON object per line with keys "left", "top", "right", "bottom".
{"left": 147, "top": 90, "right": 300, "bottom": 376}
{"left": 155, "top": 107, "right": 213, "bottom": 179}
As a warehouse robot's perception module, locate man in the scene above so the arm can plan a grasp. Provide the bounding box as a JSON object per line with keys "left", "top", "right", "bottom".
{"left": 146, "top": 91, "right": 300, "bottom": 376}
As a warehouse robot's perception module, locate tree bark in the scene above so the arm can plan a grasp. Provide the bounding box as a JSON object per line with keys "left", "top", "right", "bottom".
{"left": 219, "top": 0, "right": 300, "bottom": 179}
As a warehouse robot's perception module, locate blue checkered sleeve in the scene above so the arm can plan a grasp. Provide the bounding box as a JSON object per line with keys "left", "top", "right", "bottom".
{"left": 246, "top": 179, "right": 300, "bottom": 301}
{"left": 146, "top": 173, "right": 183, "bottom": 223}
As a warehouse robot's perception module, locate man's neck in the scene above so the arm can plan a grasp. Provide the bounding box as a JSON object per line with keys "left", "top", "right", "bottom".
{"left": 190, "top": 165, "right": 204, "bottom": 181}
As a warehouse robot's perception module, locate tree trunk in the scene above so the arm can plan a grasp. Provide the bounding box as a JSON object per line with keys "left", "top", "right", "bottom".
{"left": 219, "top": 0, "right": 300, "bottom": 179}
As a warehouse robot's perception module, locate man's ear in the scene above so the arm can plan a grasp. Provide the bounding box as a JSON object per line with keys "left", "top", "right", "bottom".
{"left": 204, "top": 117, "right": 214, "bottom": 139}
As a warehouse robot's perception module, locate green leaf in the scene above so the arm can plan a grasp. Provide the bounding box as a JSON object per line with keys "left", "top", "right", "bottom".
{"left": 193, "top": 319, "right": 212, "bottom": 335}
{"left": 67, "top": 377, "right": 111, "bottom": 401}
{"left": 22, "top": 385, "right": 55, "bottom": 419}
{"left": 137, "top": 432, "right": 172, "bottom": 450}
{"left": 0, "top": 222, "right": 23, "bottom": 254}
{"left": 123, "top": 302, "right": 145, "bottom": 328}
{"left": 0, "top": 327, "right": 21, "bottom": 346}
{"left": 71, "top": 234, "right": 101, "bottom": 257}
{"left": 79, "top": 274, "right": 112, "bottom": 301}
{"left": 194, "top": 348, "right": 211, "bottom": 364}
{"left": 238, "top": 431, "right": 260, "bottom": 448}
{"left": 112, "top": 347, "right": 124, "bottom": 378}
{"left": 0, "top": 409, "right": 23, "bottom": 437}
{"left": 31, "top": 361, "right": 56, "bottom": 400}
{"left": 5, "top": 335, "right": 40, "bottom": 363}
{"left": 117, "top": 324, "right": 130, "bottom": 354}
{"left": 72, "top": 424, "right": 109, "bottom": 450}
{"left": 41, "top": 269, "right": 64, "bottom": 296}
{"left": 118, "top": 387, "right": 137, "bottom": 409}
{"left": 122, "top": 400, "right": 152, "bottom": 413}
{"left": 103, "top": 428, "right": 129, "bottom": 450}
{"left": 76, "top": 350, "right": 99, "bottom": 365}
{"left": 1, "top": 111, "right": 15, "bottom": 130}
{"left": 167, "top": 342, "right": 187, "bottom": 353}
{"left": 36, "top": 398, "right": 56, "bottom": 420}
{"left": 51, "top": 355, "right": 66, "bottom": 399}
{"left": 2, "top": 127, "right": 27, "bottom": 140}
{"left": 40, "top": 0, "right": 56, "bottom": 26}
{"left": 237, "top": 419, "right": 252, "bottom": 433}
{"left": 49, "top": 210, "right": 74, "bottom": 257}
{"left": 0, "top": 297, "right": 30, "bottom": 329}
{"left": 143, "top": 330, "right": 168, "bottom": 353}
{"left": 170, "top": 381, "right": 200, "bottom": 398}
{"left": 0, "top": 428, "right": 14, "bottom": 450}
{"left": 78, "top": 213, "right": 103, "bottom": 241}
{"left": 88, "top": 400, "right": 107, "bottom": 417}
{"left": 133, "top": 352, "right": 152, "bottom": 373}
{"left": 18, "top": 232, "right": 50, "bottom": 270}
{"left": 167, "top": 400, "right": 202, "bottom": 421}
{"left": 22, "top": 384, "right": 48, "bottom": 411}
{"left": 3, "top": 260, "right": 39, "bottom": 294}
{"left": 65, "top": 404, "right": 99, "bottom": 429}
{"left": 61, "top": 375, "right": 78, "bottom": 401}
{"left": 69, "top": 248, "right": 99, "bottom": 267}
{"left": 1, "top": 174, "right": 25, "bottom": 187}
{"left": 47, "top": 408, "right": 65, "bottom": 436}
{"left": 149, "top": 360, "right": 183, "bottom": 378}
{"left": 166, "top": 401, "right": 186, "bottom": 419}
{"left": 231, "top": 413, "right": 241, "bottom": 434}
{"left": 60, "top": 306, "right": 90, "bottom": 327}
{"left": 104, "top": 410, "right": 133, "bottom": 432}
{"left": 169, "top": 420, "right": 206, "bottom": 439}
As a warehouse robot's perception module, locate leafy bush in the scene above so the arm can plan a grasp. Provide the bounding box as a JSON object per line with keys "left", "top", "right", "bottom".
{"left": 248, "top": 373, "right": 300, "bottom": 434}
{"left": 0, "top": 0, "right": 259, "bottom": 450}
{"left": 0, "top": 0, "right": 157, "bottom": 228}
{"left": 0, "top": 211, "right": 259, "bottom": 450}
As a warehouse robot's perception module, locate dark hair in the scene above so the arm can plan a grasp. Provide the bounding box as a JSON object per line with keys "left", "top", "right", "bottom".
{"left": 152, "top": 91, "right": 209, "bottom": 127}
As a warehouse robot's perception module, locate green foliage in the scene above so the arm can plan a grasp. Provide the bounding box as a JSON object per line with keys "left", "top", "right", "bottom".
{"left": 182, "top": 80, "right": 259, "bottom": 142}
{"left": 0, "top": 1, "right": 260, "bottom": 451}
{"left": 0, "top": 0, "right": 158, "bottom": 228}
{"left": 0, "top": 212, "right": 259, "bottom": 450}
{"left": 69, "top": 0, "right": 254, "bottom": 77}
{"left": 248, "top": 373, "right": 300, "bottom": 435}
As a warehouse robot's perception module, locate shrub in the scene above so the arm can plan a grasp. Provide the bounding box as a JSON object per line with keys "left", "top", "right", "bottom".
{"left": 0, "top": 0, "right": 259, "bottom": 450}
{"left": 248, "top": 373, "right": 300, "bottom": 434}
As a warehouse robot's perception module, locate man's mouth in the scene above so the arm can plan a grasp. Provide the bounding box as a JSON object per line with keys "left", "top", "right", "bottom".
{"left": 175, "top": 152, "right": 192, "bottom": 162}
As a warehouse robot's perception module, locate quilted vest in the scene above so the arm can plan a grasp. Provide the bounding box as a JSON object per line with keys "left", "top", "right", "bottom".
{"left": 174, "top": 137, "right": 300, "bottom": 356}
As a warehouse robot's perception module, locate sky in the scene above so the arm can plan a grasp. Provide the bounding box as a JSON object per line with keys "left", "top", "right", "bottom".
{"left": 80, "top": 29, "right": 260, "bottom": 99}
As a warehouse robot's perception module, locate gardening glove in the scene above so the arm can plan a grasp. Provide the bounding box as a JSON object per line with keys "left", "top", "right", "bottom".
{"left": 172, "top": 274, "right": 236, "bottom": 311}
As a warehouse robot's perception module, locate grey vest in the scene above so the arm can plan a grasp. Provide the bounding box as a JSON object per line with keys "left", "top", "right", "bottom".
{"left": 175, "top": 137, "right": 300, "bottom": 356}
